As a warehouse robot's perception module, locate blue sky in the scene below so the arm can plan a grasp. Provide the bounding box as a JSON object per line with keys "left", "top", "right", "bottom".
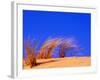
{"left": 23, "top": 10, "right": 91, "bottom": 57}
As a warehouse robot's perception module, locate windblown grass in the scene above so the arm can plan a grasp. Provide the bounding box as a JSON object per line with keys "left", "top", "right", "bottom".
{"left": 37, "top": 38, "right": 62, "bottom": 59}
{"left": 23, "top": 38, "right": 80, "bottom": 68}
{"left": 23, "top": 41, "right": 37, "bottom": 68}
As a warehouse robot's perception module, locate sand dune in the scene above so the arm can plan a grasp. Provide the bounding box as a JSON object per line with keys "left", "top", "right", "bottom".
{"left": 24, "top": 57, "right": 91, "bottom": 69}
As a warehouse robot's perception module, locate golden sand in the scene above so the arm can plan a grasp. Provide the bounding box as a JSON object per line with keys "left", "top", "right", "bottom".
{"left": 24, "top": 57, "right": 91, "bottom": 69}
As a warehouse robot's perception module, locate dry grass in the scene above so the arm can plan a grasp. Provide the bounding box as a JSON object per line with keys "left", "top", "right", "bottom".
{"left": 23, "top": 38, "right": 81, "bottom": 68}
{"left": 37, "top": 38, "right": 61, "bottom": 59}
{"left": 23, "top": 41, "right": 37, "bottom": 68}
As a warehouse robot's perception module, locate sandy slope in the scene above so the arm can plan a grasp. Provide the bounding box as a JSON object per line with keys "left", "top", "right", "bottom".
{"left": 24, "top": 57, "right": 91, "bottom": 69}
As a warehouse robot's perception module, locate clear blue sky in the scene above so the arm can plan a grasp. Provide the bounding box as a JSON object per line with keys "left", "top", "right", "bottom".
{"left": 23, "top": 10, "right": 91, "bottom": 57}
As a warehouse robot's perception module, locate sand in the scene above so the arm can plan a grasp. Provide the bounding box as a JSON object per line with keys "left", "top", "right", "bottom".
{"left": 24, "top": 57, "right": 91, "bottom": 69}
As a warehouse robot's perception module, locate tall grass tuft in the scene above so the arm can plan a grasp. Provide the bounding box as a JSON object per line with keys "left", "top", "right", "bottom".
{"left": 59, "top": 38, "right": 79, "bottom": 58}
{"left": 37, "top": 38, "right": 62, "bottom": 59}
{"left": 23, "top": 40, "right": 37, "bottom": 68}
